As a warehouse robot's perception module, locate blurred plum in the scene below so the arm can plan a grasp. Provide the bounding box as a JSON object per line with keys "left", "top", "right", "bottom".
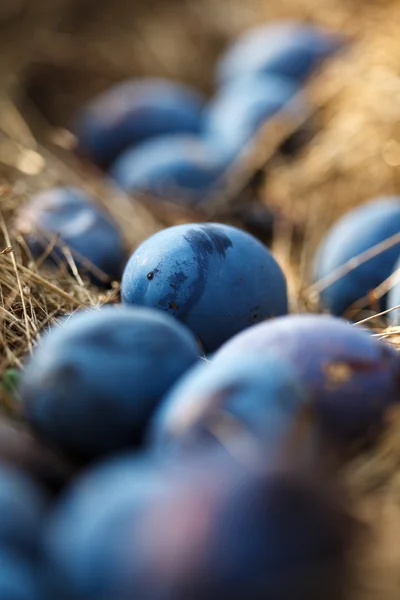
{"left": 15, "top": 187, "right": 126, "bottom": 288}
{"left": 19, "top": 306, "right": 200, "bottom": 461}
{"left": 45, "top": 449, "right": 352, "bottom": 600}
{"left": 110, "top": 135, "right": 226, "bottom": 205}
{"left": 0, "top": 463, "right": 46, "bottom": 556}
{"left": 215, "top": 314, "right": 400, "bottom": 442}
{"left": 204, "top": 74, "right": 304, "bottom": 161}
{"left": 216, "top": 21, "right": 344, "bottom": 85}
{"left": 149, "top": 353, "right": 310, "bottom": 454}
{"left": 72, "top": 78, "right": 204, "bottom": 168}
{"left": 313, "top": 197, "right": 400, "bottom": 316}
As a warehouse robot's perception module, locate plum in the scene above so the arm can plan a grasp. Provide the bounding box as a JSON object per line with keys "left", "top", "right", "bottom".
{"left": 387, "top": 256, "right": 400, "bottom": 325}
{"left": 204, "top": 74, "right": 303, "bottom": 161}
{"left": 15, "top": 187, "right": 126, "bottom": 288}
{"left": 313, "top": 197, "right": 400, "bottom": 315}
{"left": 216, "top": 21, "right": 344, "bottom": 86}
{"left": 149, "top": 353, "right": 310, "bottom": 453}
{"left": 19, "top": 306, "right": 200, "bottom": 461}
{"left": 72, "top": 78, "right": 204, "bottom": 168}
{"left": 0, "top": 551, "right": 41, "bottom": 600}
{"left": 121, "top": 223, "right": 288, "bottom": 352}
{"left": 214, "top": 314, "right": 400, "bottom": 441}
{"left": 0, "top": 464, "right": 46, "bottom": 556}
{"left": 109, "top": 135, "right": 226, "bottom": 205}
{"left": 45, "top": 450, "right": 351, "bottom": 600}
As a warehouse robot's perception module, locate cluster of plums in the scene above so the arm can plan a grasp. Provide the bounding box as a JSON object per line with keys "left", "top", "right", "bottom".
{"left": 72, "top": 20, "right": 343, "bottom": 205}
{"left": 13, "top": 19, "right": 344, "bottom": 288}
{"left": 5, "top": 18, "right": 400, "bottom": 600}
{"left": 5, "top": 208, "right": 400, "bottom": 599}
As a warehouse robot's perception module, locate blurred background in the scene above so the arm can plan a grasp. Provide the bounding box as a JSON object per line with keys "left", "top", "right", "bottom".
{"left": 2, "top": 0, "right": 400, "bottom": 263}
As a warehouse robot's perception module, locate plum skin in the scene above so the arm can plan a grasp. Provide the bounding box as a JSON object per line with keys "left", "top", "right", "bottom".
{"left": 0, "top": 463, "right": 46, "bottom": 556}
{"left": 109, "top": 135, "right": 226, "bottom": 204}
{"left": 216, "top": 21, "right": 344, "bottom": 85}
{"left": 0, "top": 550, "right": 42, "bottom": 600}
{"left": 313, "top": 197, "right": 400, "bottom": 316}
{"left": 15, "top": 187, "right": 126, "bottom": 288}
{"left": 203, "top": 74, "right": 303, "bottom": 162}
{"left": 72, "top": 78, "right": 204, "bottom": 168}
{"left": 121, "top": 222, "right": 288, "bottom": 352}
{"left": 45, "top": 451, "right": 350, "bottom": 600}
{"left": 19, "top": 306, "right": 200, "bottom": 461}
{"left": 149, "top": 353, "right": 310, "bottom": 453}
{"left": 215, "top": 314, "right": 400, "bottom": 441}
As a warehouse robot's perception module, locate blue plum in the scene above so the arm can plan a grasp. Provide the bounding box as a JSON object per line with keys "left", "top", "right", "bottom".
{"left": 109, "top": 135, "right": 226, "bottom": 205}
{"left": 45, "top": 450, "right": 351, "bottom": 600}
{"left": 313, "top": 197, "right": 400, "bottom": 315}
{"left": 0, "top": 551, "right": 41, "bottom": 600}
{"left": 19, "top": 306, "right": 200, "bottom": 461}
{"left": 216, "top": 21, "right": 344, "bottom": 86}
{"left": 15, "top": 187, "right": 126, "bottom": 287}
{"left": 387, "top": 256, "right": 400, "bottom": 325}
{"left": 215, "top": 314, "right": 400, "bottom": 441}
{"left": 72, "top": 78, "right": 204, "bottom": 168}
{"left": 121, "top": 223, "right": 288, "bottom": 352}
{"left": 149, "top": 353, "right": 309, "bottom": 453}
{"left": 204, "top": 74, "right": 303, "bottom": 161}
{"left": 0, "top": 464, "right": 46, "bottom": 556}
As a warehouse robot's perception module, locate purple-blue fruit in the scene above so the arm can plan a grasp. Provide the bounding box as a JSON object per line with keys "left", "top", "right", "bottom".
{"left": 72, "top": 78, "right": 204, "bottom": 168}
{"left": 387, "top": 256, "right": 400, "bottom": 325}
{"left": 45, "top": 450, "right": 351, "bottom": 600}
{"left": 121, "top": 223, "right": 288, "bottom": 352}
{"left": 149, "top": 353, "right": 309, "bottom": 452}
{"left": 0, "top": 551, "right": 41, "bottom": 600}
{"left": 15, "top": 187, "right": 126, "bottom": 288}
{"left": 204, "top": 74, "right": 302, "bottom": 161}
{"left": 313, "top": 197, "right": 400, "bottom": 316}
{"left": 19, "top": 306, "right": 200, "bottom": 461}
{"left": 109, "top": 135, "right": 226, "bottom": 204}
{"left": 0, "top": 464, "right": 46, "bottom": 556}
{"left": 215, "top": 314, "right": 400, "bottom": 441}
{"left": 216, "top": 21, "right": 344, "bottom": 85}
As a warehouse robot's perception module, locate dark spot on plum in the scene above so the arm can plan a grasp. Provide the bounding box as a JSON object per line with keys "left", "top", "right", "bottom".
{"left": 184, "top": 226, "right": 233, "bottom": 260}
{"left": 247, "top": 313, "right": 260, "bottom": 324}
{"left": 157, "top": 272, "right": 189, "bottom": 314}
{"left": 147, "top": 268, "right": 159, "bottom": 281}
{"left": 42, "top": 362, "right": 81, "bottom": 390}
{"left": 168, "top": 272, "right": 188, "bottom": 287}
{"left": 87, "top": 330, "right": 116, "bottom": 347}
